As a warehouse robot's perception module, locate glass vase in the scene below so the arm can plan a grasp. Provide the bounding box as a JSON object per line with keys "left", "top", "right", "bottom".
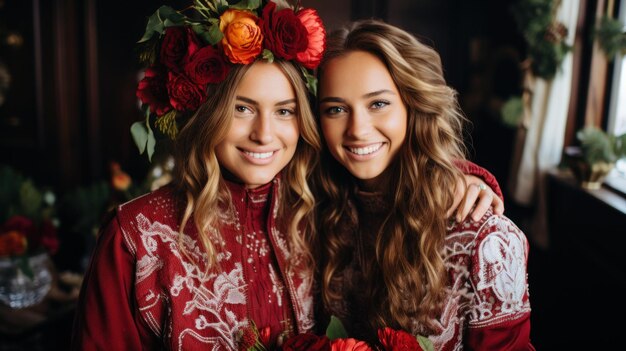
{"left": 0, "top": 252, "right": 53, "bottom": 308}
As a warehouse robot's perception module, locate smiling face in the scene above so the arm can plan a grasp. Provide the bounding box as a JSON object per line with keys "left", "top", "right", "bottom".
{"left": 319, "top": 50, "right": 408, "bottom": 190}
{"left": 215, "top": 61, "right": 299, "bottom": 188}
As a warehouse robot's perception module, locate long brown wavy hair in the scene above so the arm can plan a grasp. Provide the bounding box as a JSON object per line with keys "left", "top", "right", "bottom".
{"left": 173, "top": 59, "right": 321, "bottom": 271}
{"left": 314, "top": 20, "right": 468, "bottom": 335}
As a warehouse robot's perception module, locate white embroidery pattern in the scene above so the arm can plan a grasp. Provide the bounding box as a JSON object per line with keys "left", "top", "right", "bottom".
{"left": 476, "top": 217, "right": 528, "bottom": 315}
{"left": 132, "top": 213, "right": 248, "bottom": 350}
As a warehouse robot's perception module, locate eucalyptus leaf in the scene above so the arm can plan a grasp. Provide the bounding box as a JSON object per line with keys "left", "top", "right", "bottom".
{"left": 417, "top": 335, "right": 435, "bottom": 351}
{"left": 325, "top": 316, "right": 348, "bottom": 340}
{"left": 147, "top": 127, "right": 157, "bottom": 162}
{"left": 131, "top": 121, "right": 149, "bottom": 154}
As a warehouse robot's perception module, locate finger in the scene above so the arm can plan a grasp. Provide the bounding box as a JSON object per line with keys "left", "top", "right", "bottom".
{"left": 447, "top": 178, "right": 465, "bottom": 218}
{"left": 456, "top": 183, "right": 480, "bottom": 222}
{"left": 492, "top": 193, "right": 505, "bottom": 215}
{"left": 471, "top": 191, "right": 493, "bottom": 221}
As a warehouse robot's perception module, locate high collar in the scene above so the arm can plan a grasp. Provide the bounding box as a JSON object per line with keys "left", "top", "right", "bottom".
{"left": 223, "top": 178, "right": 274, "bottom": 210}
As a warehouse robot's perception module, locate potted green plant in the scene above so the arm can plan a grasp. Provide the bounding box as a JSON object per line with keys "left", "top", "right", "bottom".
{"left": 565, "top": 127, "right": 626, "bottom": 189}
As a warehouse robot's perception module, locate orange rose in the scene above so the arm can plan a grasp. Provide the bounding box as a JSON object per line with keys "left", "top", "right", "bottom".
{"left": 296, "top": 8, "right": 326, "bottom": 69}
{"left": 0, "top": 231, "right": 28, "bottom": 256}
{"left": 220, "top": 10, "right": 263, "bottom": 64}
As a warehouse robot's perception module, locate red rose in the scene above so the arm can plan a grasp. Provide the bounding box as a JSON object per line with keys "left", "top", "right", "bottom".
{"left": 137, "top": 65, "right": 172, "bottom": 116}
{"left": 184, "top": 45, "right": 230, "bottom": 85}
{"left": 295, "top": 8, "right": 326, "bottom": 69}
{"left": 330, "top": 338, "right": 373, "bottom": 351}
{"left": 261, "top": 2, "right": 309, "bottom": 60}
{"left": 377, "top": 328, "right": 423, "bottom": 351}
{"left": 2, "top": 216, "right": 36, "bottom": 246}
{"left": 160, "top": 26, "right": 200, "bottom": 71}
{"left": 281, "top": 333, "right": 331, "bottom": 351}
{"left": 167, "top": 71, "right": 207, "bottom": 111}
{"left": 40, "top": 219, "right": 59, "bottom": 255}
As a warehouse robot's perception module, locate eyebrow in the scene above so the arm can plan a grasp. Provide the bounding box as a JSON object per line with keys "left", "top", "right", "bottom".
{"left": 235, "top": 96, "right": 297, "bottom": 106}
{"left": 319, "top": 89, "right": 396, "bottom": 104}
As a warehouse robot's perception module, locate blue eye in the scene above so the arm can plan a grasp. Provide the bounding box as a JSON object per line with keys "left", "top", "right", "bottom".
{"left": 371, "top": 100, "right": 390, "bottom": 109}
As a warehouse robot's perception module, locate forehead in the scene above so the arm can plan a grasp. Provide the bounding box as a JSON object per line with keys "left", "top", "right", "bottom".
{"left": 319, "top": 51, "right": 397, "bottom": 98}
{"left": 236, "top": 61, "right": 296, "bottom": 101}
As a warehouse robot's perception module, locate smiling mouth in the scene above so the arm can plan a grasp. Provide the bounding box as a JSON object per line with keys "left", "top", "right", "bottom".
{"left": 241, "top": 150, "right": 275, "bottom": 159}
{"left": 346, "top": 143, "right": 383, "bottom": 155}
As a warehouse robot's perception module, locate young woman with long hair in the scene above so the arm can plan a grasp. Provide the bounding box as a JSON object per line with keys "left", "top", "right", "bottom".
{"left": 315, "top": 20, "right": 535, "bottom": 350}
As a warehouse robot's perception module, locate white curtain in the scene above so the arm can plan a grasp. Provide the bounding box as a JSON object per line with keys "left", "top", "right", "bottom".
{"left": 508, "top": 0, "right": 581, "bottom": 247}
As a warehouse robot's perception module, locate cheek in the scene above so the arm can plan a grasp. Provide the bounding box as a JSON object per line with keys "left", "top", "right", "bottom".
{"left": 280, "top": 120, "right": 300, "bottom": 148}
{"left": 321, "top": 119, "right": 343, "bottom": 146}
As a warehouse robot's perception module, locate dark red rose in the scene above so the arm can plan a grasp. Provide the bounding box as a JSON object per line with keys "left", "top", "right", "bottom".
{"left": 281, "top": 333, "right": 331, "bottom": 351}
{"left": 160, "top": 26, "right": 201, "bottom": 71}
{"left": 40, "top": 219, "right": 59, "bottom": 255}
{"left": 377, "top": 327, "right": 423, "bottom": 351}
{"left": 137, "top": 65, "right": 172, "bottom": 116}
{"left": 261, "top": 1, "right": 309, "bottom": 60}
{"left": 167, "top": 71, "right": 206, "bottom": 111}
{"left": 184, "top": 45, "right": 230, "bottom": 85}
{"left": 2, "top": 216, "right": 36, "bottom": 245}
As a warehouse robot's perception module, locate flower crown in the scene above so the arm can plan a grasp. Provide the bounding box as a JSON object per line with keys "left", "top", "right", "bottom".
{"left": 131, "top": 0, "right": 326, "bottom": 160}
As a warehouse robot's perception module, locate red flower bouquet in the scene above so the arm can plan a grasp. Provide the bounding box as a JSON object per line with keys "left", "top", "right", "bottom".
{"left": 281, "top": 317, "right": 434, "bottom": 351}
{"left": 0, "top": 166, "right": 59, "bottom": 258}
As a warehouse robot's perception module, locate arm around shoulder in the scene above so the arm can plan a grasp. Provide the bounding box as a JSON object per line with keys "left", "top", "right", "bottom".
{"left": 466, "top": 214, "right": 535, "bottom": 350}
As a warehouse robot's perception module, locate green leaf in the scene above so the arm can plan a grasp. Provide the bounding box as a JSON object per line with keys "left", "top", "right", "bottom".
{"left": 262, "top": 49, "right": 274, "bottom": 63}
{"left": 202, "top": 22, "right": 224, "bottom": 45}
{"left": 300, "top": 66, "right": 318, "bottom": 96}
{"left": 500, "top": 96, "right": 524, "bottom": 128}
{"left": 614, "top": 133, "right": 626, "bottom": 159}
{"left": 131, "top": 121, "right": 149, "bottom": 154}
{"left": 19, "top": 180, "right": 43, "bottom": 221}
{"left": 325, "top": 316, "right": 348, "bottom": 340}
{"left": 417, "top": 335, "right": 434, "bottom": 351}
{"left": 147, "top": 127, "right": 156, "bottom": 162}
{"left": 229, "top": 0, "right": 261, "bottom": 11}
{"left": 138, "top": 6, "right": 187, "bottom": 43}
{"left": 17, "top": 255, "right": 35, "bottom": 280}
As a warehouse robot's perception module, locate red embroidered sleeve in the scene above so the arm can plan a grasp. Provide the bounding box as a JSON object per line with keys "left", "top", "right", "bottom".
{"left": 466, "top": 214, "right": 535, "bottom": 350}
{"left": 70, "top": 215, "right": 158, "bottom": 350}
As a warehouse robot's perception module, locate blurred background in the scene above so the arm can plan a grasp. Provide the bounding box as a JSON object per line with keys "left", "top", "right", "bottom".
{"left": 0, "top": 0, "right": 625, "bottom": 349}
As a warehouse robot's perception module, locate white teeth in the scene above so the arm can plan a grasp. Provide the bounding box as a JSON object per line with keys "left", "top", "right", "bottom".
{"left": 244, "top": 151, "right": 274, "bottom": 159}
{"left": 348, "top": 143, "right": 382, "bottom": 155}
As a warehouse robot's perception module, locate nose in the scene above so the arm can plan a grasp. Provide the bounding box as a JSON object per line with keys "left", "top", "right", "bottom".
{"left": 250, "top": 113, "right": 273, "bottom": 144}
{"left": 346, "top": 108, "right": 371, "bottom": 139}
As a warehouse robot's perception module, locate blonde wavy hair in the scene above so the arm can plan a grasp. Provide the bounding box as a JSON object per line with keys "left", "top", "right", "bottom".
{"left": 315, "top": 20, "right": 468, "bottom": 335}
{"left": 173, "top": 59, "right": 320, "bottom": 271}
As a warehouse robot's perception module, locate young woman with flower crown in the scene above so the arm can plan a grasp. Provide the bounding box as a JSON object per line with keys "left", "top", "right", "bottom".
{"left": 71, "top": 2, "right": 504, "bottom": 350}
{"left": 314, "top": 20, "right": 535, "bottom": 350}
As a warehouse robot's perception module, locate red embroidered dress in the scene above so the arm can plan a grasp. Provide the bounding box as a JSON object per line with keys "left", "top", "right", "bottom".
{"left": 71, "top": 178, "right": 314, "bottom": 350}
{"left": 325, "top": 189, "right": 535, "bottom": 350}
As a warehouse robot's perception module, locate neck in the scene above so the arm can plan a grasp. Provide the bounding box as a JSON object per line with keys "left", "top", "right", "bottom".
{"left": 357, "top": 167, "right": 393, "bottom": 192}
